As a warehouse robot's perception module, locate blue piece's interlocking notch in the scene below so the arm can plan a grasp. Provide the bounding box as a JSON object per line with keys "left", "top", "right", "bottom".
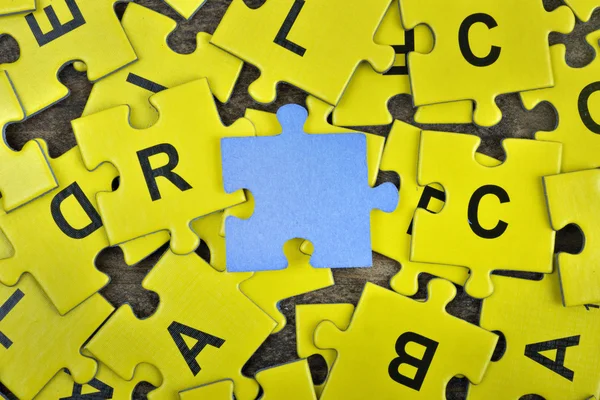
{"left": 221, "top": 104, "right": 398, "bottom": 272}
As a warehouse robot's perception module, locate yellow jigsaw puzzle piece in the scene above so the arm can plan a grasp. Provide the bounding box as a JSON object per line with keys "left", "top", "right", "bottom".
{"left": 179, "top": 380, "right": 234, "bottom": 400}
{"left": 162, "top": 0, "right": 205, "bottom": 19}
{"left": 564, "top": 0, "right": 600, "bottom": 21}
{"left": 86, "top": 250, "right": 276, "bottom": 400}
{"left": 0, "top": 0, "right": 35, "bottom": 16}
{"left": 411, "top": 131, "right": 561, "bottom": 298}
{"left": 0, "top": 0, "right": 137, "bottom": 117}
{"left": 295, "top": 303, "right": 355, "bottom": 396}
{"left": 544, "top": 169, "right": 600, "bottom": 306}
{"left": 332, "top": 0, "right": 473, "bottom": 126}
{"left": 82, "top": 4, "right": 243, "bottom": 129}
{"left": 400, "top": 0, "right": 575, "bottom": 126}
{"left": 255, "top": 360, "right": 317, "bottom": 400}
{"left": 35, "top": 362, "right": 162, "bottom": 400}
{"left": 0, "top": 145, "right": 115, "bottom": 314}
{"left": 72, "top": 78, "right": 252, "bottom": 255}
{"left": 0, "top": 70, "right": 56, "bottom": 211}
{"left": 372, "top": 121, "right": 501, "bottom": 296}
{"left": 314, "top": 280, "right": 497, "bottom": 399}
{"left": 522, "top": 31, "right": 600, "bottom": 173}
{"left": 0, "top": 273, "right": 113, "bottom": 400}
{"left": 211, "top": 0, "right": 394, "bottom": 105}
{"left": 414, "top": 101, "right": 474, "bottom": 124}
{"left": 240, "top": 239, "right": 334, "bottom": 333}
{"left": 468, "top": 272, "right": 600, "bottom": 399}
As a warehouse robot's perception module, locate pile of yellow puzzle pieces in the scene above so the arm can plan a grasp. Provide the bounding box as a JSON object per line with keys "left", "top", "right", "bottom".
{"left": 1, "top": 0, "right": 600, "bottom": 398}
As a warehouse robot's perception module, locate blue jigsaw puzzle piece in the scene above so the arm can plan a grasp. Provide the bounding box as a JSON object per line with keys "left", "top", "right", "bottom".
{"left": 221, "top": 104, "right": 398, "bottom": 272}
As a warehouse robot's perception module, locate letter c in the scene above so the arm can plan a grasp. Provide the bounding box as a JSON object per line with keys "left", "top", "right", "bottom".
{"left": 468, "top": 185, "right": 510, "bottom": 239}
{"left": 459, "top": 13, "right": 501, "bottom": 67}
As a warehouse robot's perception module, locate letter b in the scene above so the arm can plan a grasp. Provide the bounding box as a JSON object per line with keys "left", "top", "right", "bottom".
{"left": 388, "top": 332, "right": 438, "bottom": 391}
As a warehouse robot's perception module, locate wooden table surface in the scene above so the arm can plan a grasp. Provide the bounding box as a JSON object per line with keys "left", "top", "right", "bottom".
{"left": 0, "top": 0, "right": 598, "bottom": 398}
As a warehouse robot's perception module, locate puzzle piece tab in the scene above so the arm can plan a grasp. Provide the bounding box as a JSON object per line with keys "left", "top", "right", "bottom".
{"left": 564, "top": 0, "right": 600, "bottom": 21}
{"left": 315, "top": 281, "right": 497, "bottom": 399}
{"left": 0, "top": 0, "right": 137, "bottom": 116}
{"left": 468, "top": 272, "right": 600, "bottom": 399}
{"left": 211, "top": 0, "right": 394, "bottom": 105}
{"left": 162, "top": 0, "right": 205, "bottom": 19}
{"left": 221, "top": 104, "right": 398, "bottom": 272}
{"left": 179, "top": 380, "right": 234, "bottom": 400}
{"left": 0, "top": 145, "right": 114, "bottom": 314}
{"left": 82, "top": 4, "right": 242, "bottom": 128}
{"left": 544, "top": 169, "right": 600, "bottom": 306}
{"left": 522, "top": 32, "right": 600, "bottom": 173}
{"left": 256, "top": 360, "right": 317, "bottom": 400}
{"left": 73, "top": 78, "right": 253, "bottom": 255}
{"left": 296, "top": 303, "right": 355, "bottom": 396}
{"left": 412, "top": 131, "right": 561, "bottom": 298}
{"left": 332, "top": 0, "right": 473, "bottom": 126}
{"left": 86, "top": 251, "right": 276, "bottom": 400}
{"left": 245, "top": 96, "right": 385, "bottom": 186}
{"left": 35, "top": 362, "right": 162, "bottom": 400}
{"left": 372, "top": 121, "right": 500, "bottom": 296}
{"left": 0, "top": 0, "right": 35, "bottom": 16}
{"left": 0, "top": 71, "right": 56, "bottom": 211}
{"left": 400, "top": 0, "right": 575, "bottom": 126}
{"left": 0, "top": 274, "right": 113, "bottom": 399}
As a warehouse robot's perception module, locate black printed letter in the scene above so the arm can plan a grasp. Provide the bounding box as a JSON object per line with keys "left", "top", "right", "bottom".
{"left": 0, "top": 289, "right": 24, "bottom": 349}
{"left": 578, "top": 81, "right": 600, "bottom": 133}
{"left": 468, "top": 185, "right": 510, "bottom": 239}
{"left": 524, "top": 336, "right": 580, "bottom": 381}
{"left": 385, "top": 30, "right": 416, "bottom": 76}
{"left": 26, "top": 0, "right": 86, "bottom": 47}
{"left": 388, "top": 332, "right": 438, "bottom": 391}
{"left": 274, "top": 0, "right": 306, "bottom": 56}
{"left": 51, "top": 182, "right": 103, "bottom": 239}
{"left": 407, "top": 185, "right": 446, "bottom": 235}
{"left": 459, "top": 13, "right": 501, "bottom": 67}
{"left": 137, "top": 143, "right": 192, "bottom": 202}
{"left": 61, "top": 377, "right": 114, "bottom": 400}
{"left": 168, "top": 321, "right": 225, "bottom": 376}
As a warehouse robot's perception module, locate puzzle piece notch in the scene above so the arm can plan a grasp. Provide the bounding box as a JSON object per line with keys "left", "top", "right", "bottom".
{"left": 0, "top": 71, "right": 57, "bottom": 211}
{"left": 400, "top": 0, "right": 575, "bottom": 126}
{"left": 543, "top": 169, "right": 600, "bottom": 306}
{"left": 371, "top": 121, "right": 500, "bottom": 296}
{"left": 468, "top": 272, "right": 600, "bottom": 399}
{"left": 0, "top": 273, "right": 113, "bottom": 399}
{"left": 82, "top": 3, "right": 243, "bottom": 129}
{"left": 0, "top": 0, "right": 137, "bottom": 116}
{"left": 240, "top": 238, "right": 334, "bottom": 333}
{"left": 34, "top": 362, "right": 162, "bottom": 400}
{"left": 255, "top": 359, "right": 317, "bottom": 400}
{"left": 222, "top": 104, "right": 398, "bottom": 272}
{"left": 521, "top": 31, "right": 600, "bottom": 173}
{"left": 245, "top": 96, "right": 386, "bottom": 187}
{"left": 211, "top": 0, "right": 394, "bottom": 105}
{"left": 86, "top": 251, "right": 276, "bottom": 400}
{"left": 314, "top": 281, "right": 497, "bottom": 399}
{"left": 0, "top": 0, "right": 35, "bottom": 16}
{"left": 73, "top": 78, "right": 252, "bottom": 256}
{"left": 179, "top": 380, "right": 235, "bottom": 399}
{"left": 0, "top": 144, "right": 116, "bottom": 314}
{"left": 295, "top": 303, "right": 355, "bottom": 396}
{"left": 412, "top": 130, "right": 561, "bottom": 298}
{"left": 564, "top": 0, "right": 600, "bottom": 21}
